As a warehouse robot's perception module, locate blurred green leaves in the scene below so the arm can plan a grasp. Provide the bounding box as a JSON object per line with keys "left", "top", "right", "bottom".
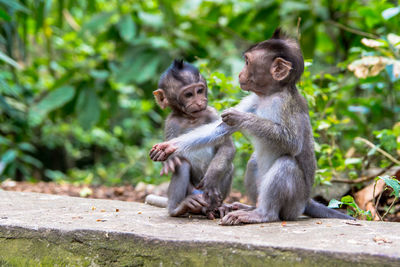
{"left": 29, "top": 86, "right": 75, "bottom": 126}
{"left": 0, "top": 0, "right": 399, "bottom": 189}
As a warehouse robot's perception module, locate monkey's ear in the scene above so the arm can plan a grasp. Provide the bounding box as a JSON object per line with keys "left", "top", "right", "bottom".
{"left": 153, "top": 89, "right": 169, "bottom": 109}
{"left": 270, "top": 57, "right": 292, "bottom": 81}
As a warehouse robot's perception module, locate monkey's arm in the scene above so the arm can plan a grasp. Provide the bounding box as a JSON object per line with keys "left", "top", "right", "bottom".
{"left": 222, "top": 109, "right": 304, "bottom": 156}
{"left": 159, "top": 116, "right": 185, "bottom": 175}
{"left": 150, "top": 95, "right": 257, "bottom": 161}
{"left": 150, "top": 120, "right": 235, "bottom": 161}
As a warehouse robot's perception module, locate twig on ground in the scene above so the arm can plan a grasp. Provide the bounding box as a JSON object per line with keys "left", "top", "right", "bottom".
{"left": 382, "top": 196, "right": 399, "bottom": 220}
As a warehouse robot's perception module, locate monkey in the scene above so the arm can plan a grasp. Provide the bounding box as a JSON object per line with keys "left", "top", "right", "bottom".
{"left": 146, "top": 59, "right": 235, "bottom": 218}
{"left": 149, "top": 29, "right": 354, "bottom": 225}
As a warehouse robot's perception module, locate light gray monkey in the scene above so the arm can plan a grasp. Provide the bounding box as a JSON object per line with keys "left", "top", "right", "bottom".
{"left": 150, "top": 29, "right": 353, "bottom": 225}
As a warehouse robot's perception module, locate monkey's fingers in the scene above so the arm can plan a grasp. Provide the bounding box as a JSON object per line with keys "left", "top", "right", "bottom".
{"left": 160, "top": 163, "right": 169, "bottom": 176}
{"left": 192, "top": 195, "right": 208, "bottom": 207}
{"left": 173, "top": 157, "right": 182, "bottom": 167}
{"left": 154, "top": 150, "right": 167, "bottom": 161}
{"left": 149, "top": 147, "right": 161, "bottom": 160}
{"left": 167, "top": 159, "right": 175, "bottom": 173}
{"left": 218, "top": 206, "right": 227, "bottom": 218}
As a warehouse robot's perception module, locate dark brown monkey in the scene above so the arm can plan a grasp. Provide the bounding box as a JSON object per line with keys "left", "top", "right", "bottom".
{"left": 146, "top": 59, "right": 235, "bottom": 218}
{"left": 149, "top": 30, "right": 354, "bottom": 224}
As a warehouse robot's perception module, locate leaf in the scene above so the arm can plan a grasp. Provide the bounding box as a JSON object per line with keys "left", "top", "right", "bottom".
{"left": 328, "top": 199, "right": 342, "bottom": 208}
{"left": 18, "top": 142, "right": 36, "bottom": 152}
{"left": 341, "top": 195, "right": 355, "bottom": 203}
{"left": 0, "top": 8, "right": 11, "bottom": 21}
{"left": 378, "top": 176, "right": 400, "bottom": 197}
{"left": 1, "top": 149, "right": 17, "bottom": 165}
{"left": 361, "top": 38, "right": 386, "bottom": 48}
{"left": 20, "top": 154, "right": 42, "bottom": 168}
{"left": 382, "top": 6, "right": 400, "bottom": 20}
{"left": 35, "top": 85, "right": 75, "bottom": 116}
{"left": 89, "top": 70, "right": 109, "bottom": 80}
{"left": 0, "top": 0, "right": 30, "bottom": 13}
{"left": 344, "top": 158, "right": 362, "bottom": 166}
{"left": 0, "top": 51, "right": 22, "bottom": 69}
{"left": 81, "top": 11, "right": 115, "bottom": 34}
{"left": 76, "top": 88, "right": 101, "bottom": 129}
{"left": 118, "top": 15, "right": 136, "bottom": 42}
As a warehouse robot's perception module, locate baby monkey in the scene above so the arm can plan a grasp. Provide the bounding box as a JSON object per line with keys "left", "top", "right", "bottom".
{"left": 146, "top": 59, "right": 235, "bottom": 218}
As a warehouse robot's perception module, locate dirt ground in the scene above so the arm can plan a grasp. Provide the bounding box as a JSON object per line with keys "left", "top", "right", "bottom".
{"left": 0, "top": 180, "right": 245, "bottom": 204}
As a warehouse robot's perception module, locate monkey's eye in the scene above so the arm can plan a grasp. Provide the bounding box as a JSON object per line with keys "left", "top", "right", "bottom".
{"left": 185, "top": 92, "right": 193, "bottom": 98}
{"left": 197, "top": 88, "right": 203, "bottom": 94}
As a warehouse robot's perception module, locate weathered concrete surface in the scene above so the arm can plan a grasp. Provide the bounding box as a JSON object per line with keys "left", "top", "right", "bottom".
{"left": 0, "top": 191, "right": 399, "bottom": 266}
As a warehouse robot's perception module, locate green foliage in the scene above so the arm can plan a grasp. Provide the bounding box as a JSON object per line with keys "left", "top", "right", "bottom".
{"left": 378, "top": 176, "right": 400, "bottom": 198}
{"left": 0, "top": 0, "right": 399, "bottom": 193}
{"left": 328, "top": 195, "right": 372, "bottom": 220}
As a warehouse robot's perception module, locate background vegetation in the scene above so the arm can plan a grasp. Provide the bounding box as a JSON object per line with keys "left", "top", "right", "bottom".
{"left": 1, "top": 0, "right": 399, "bottom": 200}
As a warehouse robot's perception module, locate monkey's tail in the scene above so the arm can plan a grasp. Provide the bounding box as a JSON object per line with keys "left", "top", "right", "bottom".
{"left": 145, "top": 194, "right": 168, "bottom": 208}
{"left": 304, "top": 199, "right": 355, "bottom": 220}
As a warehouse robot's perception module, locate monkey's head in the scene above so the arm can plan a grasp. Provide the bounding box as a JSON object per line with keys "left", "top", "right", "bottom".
{"left": 154, "top": 59, "right": 208, "bottom": 118}
{"left": 239, "top": 28, "right": 304, "bottom": 95}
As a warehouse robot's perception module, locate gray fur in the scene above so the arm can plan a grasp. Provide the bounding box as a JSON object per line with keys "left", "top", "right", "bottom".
{"left": 167, "top": 90, "right": 353, "bottom": 222}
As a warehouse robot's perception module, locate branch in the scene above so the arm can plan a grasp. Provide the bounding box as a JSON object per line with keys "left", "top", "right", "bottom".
{"left": 331, "top": 162, "right": 395, "bottom": 184}
{"left": 355, "top": 137, "right": 400, "bottom": 165}
{"left": 325, "top": 20, "right": 379, "bottom": 39}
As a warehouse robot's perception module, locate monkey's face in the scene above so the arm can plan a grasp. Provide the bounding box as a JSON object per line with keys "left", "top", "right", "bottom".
{"left": 239, "top": 50, "right": 273, "bottom": 95}
{"left": 240, "top": 49, "right": 293, "bottom": 95}
{"left": 177, "top": 82, "right": 208, "bottom": 117}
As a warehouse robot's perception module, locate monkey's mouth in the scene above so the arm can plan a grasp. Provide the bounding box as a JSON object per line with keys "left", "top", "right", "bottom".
{"left": 240, "top": 83, "right": 250, "bottom": 91}
{"left": 190, "top": 108, "right": 206, "bottom": 117}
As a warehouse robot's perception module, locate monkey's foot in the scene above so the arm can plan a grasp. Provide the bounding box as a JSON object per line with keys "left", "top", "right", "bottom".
{"left": 220, "top": 210, "right": 267, "bottom": 225}
{"left": 217, "top": 202, "right": 255, "bottom": 218}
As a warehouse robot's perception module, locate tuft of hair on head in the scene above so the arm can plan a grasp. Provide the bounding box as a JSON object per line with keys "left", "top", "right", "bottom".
{"left": 271, "top": 27, "right": 281, "bottom": 39}
{"left": 158, "top": 59, "right": 202, "bottom": 90}
{"left": 271, "top": 27, "right": 290, "bottom": 40}
{"left": 172, "top": 59, "right": 184, "bottom": 69}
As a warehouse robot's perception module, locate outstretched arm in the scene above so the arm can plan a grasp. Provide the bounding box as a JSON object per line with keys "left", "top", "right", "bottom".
{"left": 149, "top": 93, "right": 257, "bottom": 162}
{"left": 150, "top": 121, "right": 234, "bottom": 161}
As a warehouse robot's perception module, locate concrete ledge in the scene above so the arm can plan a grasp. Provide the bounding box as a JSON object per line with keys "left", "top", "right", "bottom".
{"left": 1, "top": 191, "right": 399, "bottom": 266}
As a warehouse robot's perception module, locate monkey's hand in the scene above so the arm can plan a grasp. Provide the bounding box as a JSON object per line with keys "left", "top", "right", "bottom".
{"left": 221, "top": 108, "right": 249, "bottom": 127}
{"left": 149, "top": 141, "right": 178, "bottom": 161}
{"left": 160, "top": 156, "right": 182, "bottom": 176}
{"left": 197, "top": 179, "right": 222, "bottom": 215}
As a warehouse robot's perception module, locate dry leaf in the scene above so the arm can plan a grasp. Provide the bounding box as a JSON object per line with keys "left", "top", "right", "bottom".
{"left": 354, "top": 179, "right": 385, "bottom": 220}
{"left": 115, "top": 208, "right": 120, "bottom": 212}
{"left": 100, "top": 209, "right": 106, "bottom": 212}
{"left": 91, "top": 206, "right": 96, "bottom": 211}
{"left": 96, "top": 219, "right": 107, "bottom": 222}
{"left": 281, "top": 221, "right": 287, "bottom": 227}
{"left": 316, "top": 221, "right": 322, "bottom": 225}
{"left": 138, "top": 211, "right": 142, "bottom": 214}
